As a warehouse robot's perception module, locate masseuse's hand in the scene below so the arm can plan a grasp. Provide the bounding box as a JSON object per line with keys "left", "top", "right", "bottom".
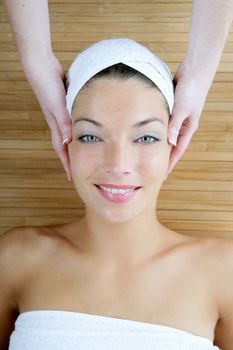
{"left": 166, "top": 61, "right": 210, "bottom": 175}
{"left": 3, "top": 0, "right": 72, "bottom": 180}
{"left": 23, "top": 54, "right": 72, "bottom": 180}
{"left": 166, "top": 0, "right": 233, "bottom": 177}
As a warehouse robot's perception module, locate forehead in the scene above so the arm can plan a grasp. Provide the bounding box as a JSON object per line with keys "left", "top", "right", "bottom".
{"left": 71, "top": 78, "right": 169, "bottom": 123}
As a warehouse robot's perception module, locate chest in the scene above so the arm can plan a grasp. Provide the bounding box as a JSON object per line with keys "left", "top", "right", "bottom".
{"left": 18, "top": 245, "right": 218, "bottom": 340}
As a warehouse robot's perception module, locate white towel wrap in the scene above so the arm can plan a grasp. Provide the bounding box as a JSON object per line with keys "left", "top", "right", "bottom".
{"left": 65, "top": 38, "right": 174, "bottom": 117}
{"left": 9, "top": 310, "right": 221, "bottom": 350}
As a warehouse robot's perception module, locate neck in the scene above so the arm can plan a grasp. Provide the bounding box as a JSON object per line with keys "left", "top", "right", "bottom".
{"left": 76, "top": 206, "right": 171, "bottom": 268}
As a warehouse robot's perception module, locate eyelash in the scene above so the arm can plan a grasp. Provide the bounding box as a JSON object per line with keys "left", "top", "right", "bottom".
{"left": 77, "top": 134, "right": 160, "bottom": 145}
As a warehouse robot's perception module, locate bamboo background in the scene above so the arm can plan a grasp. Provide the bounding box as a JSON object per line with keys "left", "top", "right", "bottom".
{"left": 0, "top": 1, "right": 233, "bottom": 238}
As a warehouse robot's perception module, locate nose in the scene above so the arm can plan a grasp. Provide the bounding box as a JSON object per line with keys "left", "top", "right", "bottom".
{"left": 104, "top": 143, "right": 133, "bottom": 176}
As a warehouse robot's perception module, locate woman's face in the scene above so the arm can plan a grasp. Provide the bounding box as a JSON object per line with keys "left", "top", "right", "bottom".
{"left": 68, "top": 78, "right": 172, "bottom": 223}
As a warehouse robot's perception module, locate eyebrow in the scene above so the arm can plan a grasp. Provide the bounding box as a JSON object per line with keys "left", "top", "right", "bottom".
{"left": 73, "top": 116, "right": 165, "bottom": 128}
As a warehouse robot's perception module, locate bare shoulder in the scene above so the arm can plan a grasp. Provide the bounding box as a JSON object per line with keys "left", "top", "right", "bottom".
{"left": 196, "top": 234, "right": 233, "bottom": 259}
{"left": 198, "top": 234, "right": 233, "bottom": 271}
{"left": 190, "top": 234, "right": 233, "bottom": 279}
{"left": 183, "top": 233, "right": 233, "bottom": 261}
{"left": 195, "top": 234, "right": 233, "bottom": 350}
{"left": 0, "top": 225, "right": 60, "bottom": 291}
{"left": 212, "top": 236, "right": 233, "bottom": 350}
{"left": 0, "top": 225, "right": 55, "bottom": 256}
{"left": 0, "top": 225, "right": 55, "bottom": 349}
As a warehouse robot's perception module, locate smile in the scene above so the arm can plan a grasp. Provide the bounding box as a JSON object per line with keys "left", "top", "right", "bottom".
{"left": 94, "top": 184, "right": 141, "bottom": 203}
{"left": 98, "top": 186, "right": 134, "bottom": 194}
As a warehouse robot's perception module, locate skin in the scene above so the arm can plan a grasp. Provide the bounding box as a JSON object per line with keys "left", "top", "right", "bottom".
{"left": 1, "top": 78, "right": 233, "bottom": 349}
{"left": 68, "top": 78, "right": 175, "bottom": 265}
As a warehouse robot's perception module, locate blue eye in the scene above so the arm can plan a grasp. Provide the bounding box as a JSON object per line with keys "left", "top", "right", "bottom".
{"left": 77, "top": 134, "right": 160, "bottom": 144}
{"left": 77, "top": 134, "right": 102, "bottom": 144}
{"left": 135, "top": 135, "right": 160, "bottom": 144}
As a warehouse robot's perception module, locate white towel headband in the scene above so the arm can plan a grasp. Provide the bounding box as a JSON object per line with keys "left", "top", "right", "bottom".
{"left": 66, "top": 38, "right": 174, "bottom": 116}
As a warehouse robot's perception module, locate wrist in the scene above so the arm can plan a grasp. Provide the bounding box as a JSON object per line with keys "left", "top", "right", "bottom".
{"left": 179, "top": 55, "right": 217, "bottom": 88}
{"left": 20, "top": 50, "right": 58, "bottom": 81}
{"left": 20, "top": 47, "right": 55, "bottom": 69}
{"left": 183, "top": 50, "right": 219, "bottom": 77}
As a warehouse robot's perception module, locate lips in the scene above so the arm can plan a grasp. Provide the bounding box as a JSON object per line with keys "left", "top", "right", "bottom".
{"left": 95, "top": 184, "right": 141, "bottom": 190}
{"left": 94, "top": 184, "right": 141, "bottom": 203}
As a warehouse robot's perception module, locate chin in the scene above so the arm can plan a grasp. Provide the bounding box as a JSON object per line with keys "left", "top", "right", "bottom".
{"left": 94, "top": 205, "right": 146, "bottom": 225}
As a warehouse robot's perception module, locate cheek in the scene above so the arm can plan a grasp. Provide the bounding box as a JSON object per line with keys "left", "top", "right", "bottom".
{"left": 138, "top": 143, "right": 170, "bottom": 178}
{"left": 68, "top": 144, "right": 100, "bottom": 203}
{"left": 68, "top": 142, "right": 102, "bottom": 179}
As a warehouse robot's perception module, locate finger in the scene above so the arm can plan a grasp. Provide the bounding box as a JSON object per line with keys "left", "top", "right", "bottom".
{"left": 59, "top": 110, "right": 72, "bottom": 144}
{"left": 50, "top": 117, "right": 72, "bottom": 180}
{"left": 167, "top": 110, "right": 186, "bottom": 146}
{"left": 62, "top": 145, "right": 72, "bottom": 181}
{"left": 44, "top": 104, "right": 72, "bottom": 146}
{"left": 37, "top": 72, "right": 73, "bottom": 145}
{"left": 51, "top": 99, "right": 73, "bottom": 146}
{"left": 167, "top": 122, "right": 197, "bottom": 175}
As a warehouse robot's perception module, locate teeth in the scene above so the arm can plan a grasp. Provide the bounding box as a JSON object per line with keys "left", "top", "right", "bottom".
{"left": 99, "top": 186, "right": 135, "bottom": 194}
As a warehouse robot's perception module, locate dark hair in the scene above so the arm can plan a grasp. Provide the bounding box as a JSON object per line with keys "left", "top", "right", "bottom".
{"left": 80, "top": 63, "right": 170, "bottom": 115}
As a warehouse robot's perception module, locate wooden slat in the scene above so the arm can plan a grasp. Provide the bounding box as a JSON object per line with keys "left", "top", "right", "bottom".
{"left": 2, "top": 22, "right": 193, "bottom": 33}
{"left": 1, "top": 62, "right": 233, "bottom": 74}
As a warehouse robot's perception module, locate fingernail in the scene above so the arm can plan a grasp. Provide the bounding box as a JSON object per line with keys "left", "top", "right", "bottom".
{"left": 169, "top": 141, "right": 177, "bottom": 147}
{"left": 168, "top": 128, "right": 177, "bottom": 146}
{"left": 67, "top": 173, "right": 71, "bottom": 181}
{"left": 63, "top": 137, "right": 69, "bottom": 145}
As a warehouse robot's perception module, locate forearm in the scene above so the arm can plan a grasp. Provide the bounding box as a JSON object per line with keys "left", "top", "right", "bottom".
{"left": 3, "top": 0, "right": 53, "bottom": 66}
{"left": 184, "top": 0, "right": 233, "bottom": 82}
